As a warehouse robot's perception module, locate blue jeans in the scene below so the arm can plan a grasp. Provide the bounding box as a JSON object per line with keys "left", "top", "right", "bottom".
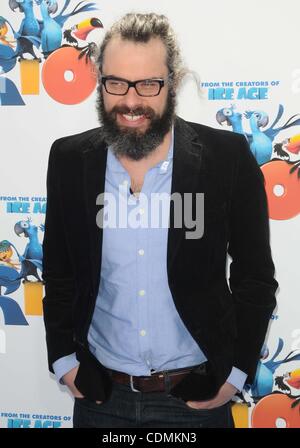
{"left": 73, "top": 380, "right": 235, "bottom": 428}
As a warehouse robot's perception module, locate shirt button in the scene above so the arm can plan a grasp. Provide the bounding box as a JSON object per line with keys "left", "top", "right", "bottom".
{"left": 140, "top": 330, "right": 146, "bottom": 336}
{"left": 139, "top": 289, "right": 145, "bottom": 296}
{"left": 139, "top": 208, "right": 145, "bottom": 215}
{"left": 138, "top": 249, "right": 144, "bottom": 256}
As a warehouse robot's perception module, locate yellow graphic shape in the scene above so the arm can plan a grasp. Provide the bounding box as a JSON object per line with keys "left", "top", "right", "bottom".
{"left": 20, "top": 60, "right": 40, "bottom": 95}
{"left": 24, "top": 281, "right": 43, "bottom": 315}
{"left": 232, "top": 403, "right": 249, "bottom": 428}
{"left": 290, "top": 134, "right": 300, "bottom": 144}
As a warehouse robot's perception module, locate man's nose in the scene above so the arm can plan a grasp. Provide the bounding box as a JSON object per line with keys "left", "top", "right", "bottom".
{"left": 121, "top": 85, "right": 143, "bottom": 109}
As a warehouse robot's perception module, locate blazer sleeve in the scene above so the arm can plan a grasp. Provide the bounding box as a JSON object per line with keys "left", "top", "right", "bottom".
{"left": 227, "top": 135, "right": 278, "bottom": 384}
{"left": 42, "top": 139, "right": 76, "bottom": 373}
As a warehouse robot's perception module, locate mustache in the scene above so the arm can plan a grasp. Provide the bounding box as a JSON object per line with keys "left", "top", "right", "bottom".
{"left": 110, "top": 105, "right": 155, "bottom": 119}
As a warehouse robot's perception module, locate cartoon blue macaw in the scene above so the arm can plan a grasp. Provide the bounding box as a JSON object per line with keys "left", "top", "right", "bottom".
{"left": 36, "top": 0, "right": 62, "bottom": 56}
{"left": 262, "top": 104, "right": 300, "bottom": 143}
{"left": 0, "top": 265, "right": 28, "bottom": 325}
{"left": 216, "top": 104, "right": 247, "bottom": 136}
{"left": 0, "top": 239, "right": 28, "bottom": 325}
{"left": 9, "top": 0, "right": 40, "bottom": 37}
{"left": 248, "top": 339, "right": 300, "bottom": 400}
{"left": 244, "top": 105, "right": 300, "bottom": 165}
{"left": 35, "top": 0, "right": 98, "bottom": 57}
{"left": 46, "top": 0, "right": 98, "bottom": 29}
{"left": 13, "top": 217, "right": 44, "bottom": 282}
{"left": 6, "top": 1, "right": 98, "bottom": 60}
{"left": 244, "top": 110, "right": 272, "bottom": 165}
{"left": 8, "top": 0, "right": 42, "bottom": 60}
{"left": 216, "top": 104, "right": 300, "bottom": 166}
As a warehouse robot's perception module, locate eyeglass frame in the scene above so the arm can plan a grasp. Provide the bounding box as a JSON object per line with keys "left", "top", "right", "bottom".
{"left": 100, "top": 72, "right": 173, "bottom": 97}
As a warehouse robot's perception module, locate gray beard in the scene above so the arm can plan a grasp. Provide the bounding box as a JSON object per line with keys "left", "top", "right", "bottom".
{"left": 95, "top": 85, "right": 176, "bottom": 161}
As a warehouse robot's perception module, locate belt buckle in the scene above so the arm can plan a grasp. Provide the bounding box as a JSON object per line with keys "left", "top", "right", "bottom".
{"left": 130, "top": 375, "right": 141, "bottom": 393}
{"left": 155, "top": 370, "right": 171, "bottom": 393}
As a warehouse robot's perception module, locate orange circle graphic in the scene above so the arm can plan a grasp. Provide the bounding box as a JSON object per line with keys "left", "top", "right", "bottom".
{"left": 261, "top": 160, "right": 300, "bottom": 220}
{"left": 42, "top": 47, "right": 97, "bottom": 105}
{"left": 251, "top": 394, "right": 300, "bottom": 428}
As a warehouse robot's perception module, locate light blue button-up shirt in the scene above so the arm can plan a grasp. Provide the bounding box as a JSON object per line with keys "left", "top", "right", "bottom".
{"left": 53, "top": 127, "right": 247, "bottom": 392}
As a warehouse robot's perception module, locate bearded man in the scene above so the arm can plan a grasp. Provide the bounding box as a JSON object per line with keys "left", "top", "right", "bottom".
{"left": 42, "top": 12, "right": 278, "bottom": 428}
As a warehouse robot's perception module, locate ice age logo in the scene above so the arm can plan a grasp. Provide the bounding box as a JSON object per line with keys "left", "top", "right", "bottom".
{"left": 0, "top": 217, "right": 44, "bottom": 336}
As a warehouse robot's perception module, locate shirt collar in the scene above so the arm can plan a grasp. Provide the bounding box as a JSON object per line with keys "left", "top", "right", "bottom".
{"left": 107, "top": 125, "right": 174, "bottom": 173}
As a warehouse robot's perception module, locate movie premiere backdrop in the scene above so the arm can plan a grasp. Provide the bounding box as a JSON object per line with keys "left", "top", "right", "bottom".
{"left": 0, "top": 0, "right": 299, "bottom": 429}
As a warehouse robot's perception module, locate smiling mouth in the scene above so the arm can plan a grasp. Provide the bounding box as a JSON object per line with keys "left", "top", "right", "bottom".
{"left": 122, "top": 114, "right": 145, "bottom": 122}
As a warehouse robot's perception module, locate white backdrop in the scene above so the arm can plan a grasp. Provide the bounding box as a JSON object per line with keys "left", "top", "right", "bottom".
{"left": 1, "top": 0, "right": 299, "bottom": 428}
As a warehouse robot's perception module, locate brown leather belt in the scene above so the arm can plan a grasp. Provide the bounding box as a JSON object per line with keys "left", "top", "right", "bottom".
{"left": 106, "top": 364, "right": 205, "bottom": 393}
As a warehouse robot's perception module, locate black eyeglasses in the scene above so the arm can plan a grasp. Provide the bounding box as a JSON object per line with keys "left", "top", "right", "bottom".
{"left": 100, "top": 73, "right": 173, "bottom": 97}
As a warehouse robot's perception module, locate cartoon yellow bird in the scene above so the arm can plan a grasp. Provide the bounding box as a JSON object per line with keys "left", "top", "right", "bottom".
{"left": 0, "top": 19, "right": 15, "bottom": 48}
{"left": 0, "top": 240, "right": 20, "bottom": 268}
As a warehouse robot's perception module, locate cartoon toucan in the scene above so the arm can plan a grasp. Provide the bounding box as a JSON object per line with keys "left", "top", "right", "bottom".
{"left": 274, "top": 134, "right": 300, "bottom": 159}
{"left": 274, "top": 134, "right": 300, "bottom": 178}
{"left": 63, "top": 17, "right": 103, "bottom": 61}
{"left": 275, "top": 368, "right": 300, "bottom": 394}
{"left": 287, "top": 134, "right": 300, "bottom": 154}
{"left": 284, "top": 368, "right": 300, "bottom": 390}
{"left": 274, "top": 368, "right": 300, "bottom": 411}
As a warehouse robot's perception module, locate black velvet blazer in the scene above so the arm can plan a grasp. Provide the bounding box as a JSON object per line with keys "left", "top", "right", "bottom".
{"left": 42, "top": 116, "right": 278, "bottom": 402}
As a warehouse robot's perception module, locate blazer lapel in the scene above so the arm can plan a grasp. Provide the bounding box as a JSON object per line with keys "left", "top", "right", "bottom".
{"left": 167, "top": 117, "right": 205, "bottom": 274}
{"left": 82, "top": 129, "right": 108, "bottom": 295}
